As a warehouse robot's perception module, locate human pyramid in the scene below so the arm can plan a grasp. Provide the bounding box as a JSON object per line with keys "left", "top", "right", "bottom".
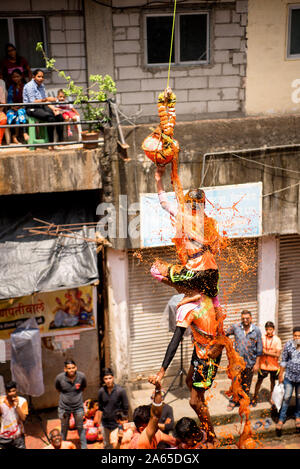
{"left": 142, "top": 88, "right": 255, "bottom": 449}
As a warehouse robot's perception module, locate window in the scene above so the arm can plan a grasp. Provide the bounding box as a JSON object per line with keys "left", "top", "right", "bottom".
{"left": 145, "top": 12, "right": 209, "bottom": 66}
{"left": 0, "top": 17, "right": 47, "bottom": 69}
{"left": 287, "top": 5, "right": 300, "bottom": 58}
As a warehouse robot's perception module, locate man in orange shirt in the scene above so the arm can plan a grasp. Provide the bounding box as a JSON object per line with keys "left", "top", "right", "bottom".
{"left": 252, "top": 321, "right": 282, "bottom": 406}
{"left": 43, "top": 428, "right": 76, "bottom": 449}
{"left": 0, "top": 380, "right": 28, "bottom": 449}
{"left": 128, "top": 381, "right": 177, "bottom": 449}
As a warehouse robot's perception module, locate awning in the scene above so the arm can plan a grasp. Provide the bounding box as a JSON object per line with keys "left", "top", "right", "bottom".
{"left": 0, "top": 191, "right": 99, "bottom": 299}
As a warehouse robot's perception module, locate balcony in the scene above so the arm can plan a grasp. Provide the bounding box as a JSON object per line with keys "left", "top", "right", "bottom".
{"left": 0, "top": 100, "right": 106, "bottom": 195}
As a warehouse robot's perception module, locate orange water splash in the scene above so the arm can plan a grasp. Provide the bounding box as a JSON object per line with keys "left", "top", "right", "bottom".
{"left": 168, "top": 117, "right": 254, "bottom": 450}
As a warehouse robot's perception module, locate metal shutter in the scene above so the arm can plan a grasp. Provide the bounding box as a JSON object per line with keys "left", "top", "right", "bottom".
{"left": 128, "top": 246, "right": 193, "bottom": 380}
{"left": 278, "top": 235, "right": 300, "bottom": 346}
{"left": 128, "top": 239, "right": 258, "bottom": 379}
{"left": 217, "top": 239, "right": 258, "bottom": 369}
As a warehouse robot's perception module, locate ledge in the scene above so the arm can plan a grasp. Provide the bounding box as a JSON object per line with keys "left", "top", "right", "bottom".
{"left": 0, "top": 145, "right": 104, "bottom": 195}
{"left": 123, "top": 113, "right": 300, "bottom": 158}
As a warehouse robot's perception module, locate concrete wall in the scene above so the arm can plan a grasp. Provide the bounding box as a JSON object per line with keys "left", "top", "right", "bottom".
{"left": 106, "top": 248, "right": 130, "bottom": 385}
{"left": 0, "top": 1, "right": 87, "bottom": 92}
{"left": 102, "top": 115, "right": 300, "bottom": 250}
{"left": 0, "top": 147, "right": 103, "bottom": 195}
{"left": 246, "top": 0, "right": 300, "bottom": 115}
{"left": 0, "top": 329, "right": 100, "bottom": 409}
{"left": 257, "top": 236, "right": 279, "bottom": 332}
{"left": 84, "top": 0, "right": 114, "bottom": 80}
{"left": 112, "top": 0, "right": 248, "bottom": 122}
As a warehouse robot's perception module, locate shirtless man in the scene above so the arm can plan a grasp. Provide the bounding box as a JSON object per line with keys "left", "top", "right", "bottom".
{"left": 128, "top": 379, "right": 176, "bottom": 449}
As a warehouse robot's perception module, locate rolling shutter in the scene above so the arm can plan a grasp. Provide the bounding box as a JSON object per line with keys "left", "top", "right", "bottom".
{"left": 278, "top": 235, "right": 300, "bottom": 346}
{"left": 128, "top": 238, "right": 258, "bottom": 380}
{"left": 217, "top": 239, "right": 258, "bottom": 369}
{"left": 128, "top": 246, "right": 193, "bottom": 380}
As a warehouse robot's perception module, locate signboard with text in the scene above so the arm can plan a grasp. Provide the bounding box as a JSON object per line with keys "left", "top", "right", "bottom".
{"left": 0, "top": 285, "right": 96, "bottom": 340}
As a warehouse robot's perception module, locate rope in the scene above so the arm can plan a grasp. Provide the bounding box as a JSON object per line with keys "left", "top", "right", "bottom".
{"left": 167, "top": 0, "right": 177, "bottom": 89}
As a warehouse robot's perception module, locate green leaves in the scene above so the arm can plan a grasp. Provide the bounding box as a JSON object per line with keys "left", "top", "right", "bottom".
{"left": 35, "top": 42, "right": 117, "bottom": 130}
{"left": 36, "top": 42, "right": 43, "bottom": 52}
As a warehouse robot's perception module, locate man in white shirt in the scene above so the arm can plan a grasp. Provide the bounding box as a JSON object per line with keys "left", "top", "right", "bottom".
{"left": 0, "top": 380, "right": 28, "bottom": 449}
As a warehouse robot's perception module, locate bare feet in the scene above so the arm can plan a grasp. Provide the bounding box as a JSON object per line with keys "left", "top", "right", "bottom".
{"left": 12, "top": 136, "right": 20, "bottom": 144}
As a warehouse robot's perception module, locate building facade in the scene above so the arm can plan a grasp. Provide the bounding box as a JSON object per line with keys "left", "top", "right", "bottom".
{"left": 0, "top": 0, "right": 300, "bottom": 398}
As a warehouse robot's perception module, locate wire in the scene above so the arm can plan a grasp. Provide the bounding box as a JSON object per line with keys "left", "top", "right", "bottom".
{"left": 262, "top": 181, "right": 300, "bottom": 198}
{"left": 167, "top": 0, "right": 177, "bottom": 89}
{"left": 230, "top": 152, "right": 300, "bottom": 176}
{"left": 91, "top": 0, "right": 186, "bottom": 10}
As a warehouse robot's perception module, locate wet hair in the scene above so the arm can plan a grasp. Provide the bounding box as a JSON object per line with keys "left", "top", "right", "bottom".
{"left": 265, "top": 321, "right": 275, "bottom": 329}
{"left": 103, "top": 367, "right": 114, "bottom": 377}
{"left": 116, "top": 411, "right": 128, "bottom": 421}
{"left": 49, "top": 428, "right": 61, "bottom": 440}
{"left": 174, "top": 417, "right": 202, "bottom": 442}
{"left": 64, "top": 359, "right": 76, "bottom": 366}
{"left": 293, "top": 327, "right": 300, "bottom": 334}
{"left": 32, "top": 69, "right": 44, "bottom": 77}
{"left": 133, "top": 405, "right": 151, "bottom": 429}
{"left": 241, "top": 310, "right": 252, "bottom": 317}
{"left": 5, "top": 380, "right": 17, "bottom": 392}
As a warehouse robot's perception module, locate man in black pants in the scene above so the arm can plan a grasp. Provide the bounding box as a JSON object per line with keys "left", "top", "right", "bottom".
{"left": 55, "top": 359, "right": 87, "bottom": 449}
{"left": 23, "top": 69, "right": 64, "bottom": 146}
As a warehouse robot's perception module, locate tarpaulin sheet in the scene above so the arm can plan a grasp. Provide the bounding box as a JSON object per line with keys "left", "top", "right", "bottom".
{"left": 0, "top": 192, "right": 99, "bottom": 299}
{"left": 10, "top": 318, "right": 44, "bottom": 396}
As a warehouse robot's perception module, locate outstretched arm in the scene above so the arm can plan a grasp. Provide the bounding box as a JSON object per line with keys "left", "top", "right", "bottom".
{"left": 149, "top": 327, "right": 186, "bottom": 387}
{"left": 154, "top": 165, "right": 178, "bottom": 217}
{"left": 155, "top": 165, "right": 166, "bottom": 194}
{"left": 144, "top": 381, "right": 164, "bottom": 445}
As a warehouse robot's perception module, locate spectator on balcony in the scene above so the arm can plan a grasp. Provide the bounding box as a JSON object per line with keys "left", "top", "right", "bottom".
{"left": 23, "top": 69, "right": 64, "bottom": 148}
{"left": 55, "top": 89, "right": 80, "bottom": 137}
{"left": 7, "top": 69, "right": 29, "bottom": 144}
{"left": 0, "top": 83, "right": 7, "bottom": 146}
{"left": 1, "top": 43, "right": 32, "bottom": 88}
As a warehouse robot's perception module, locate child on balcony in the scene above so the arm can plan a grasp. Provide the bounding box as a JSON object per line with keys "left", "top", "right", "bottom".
{"left": 55, "top": 89, "right": 80, "bottom": 137}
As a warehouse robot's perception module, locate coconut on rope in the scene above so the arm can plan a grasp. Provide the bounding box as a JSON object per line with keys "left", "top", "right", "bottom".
{"left": 142, "top": 88, "right": 179, "bottom": 167}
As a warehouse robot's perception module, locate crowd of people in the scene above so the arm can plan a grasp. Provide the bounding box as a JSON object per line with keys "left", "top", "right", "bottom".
{"left": 0, "top": 43, "right": 78, "bottom": 148}
{"left": 0, "top": 322, "right": 299, "bottom": 450}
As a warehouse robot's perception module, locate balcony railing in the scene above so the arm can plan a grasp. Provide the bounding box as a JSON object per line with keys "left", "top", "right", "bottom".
{"left": 0, "top": 99, "right": 112, "bottom": 150}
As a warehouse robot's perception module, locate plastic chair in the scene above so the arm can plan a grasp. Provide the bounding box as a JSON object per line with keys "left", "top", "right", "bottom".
{"left": 27, "top": 115, "right": 49, "bottom": 150}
